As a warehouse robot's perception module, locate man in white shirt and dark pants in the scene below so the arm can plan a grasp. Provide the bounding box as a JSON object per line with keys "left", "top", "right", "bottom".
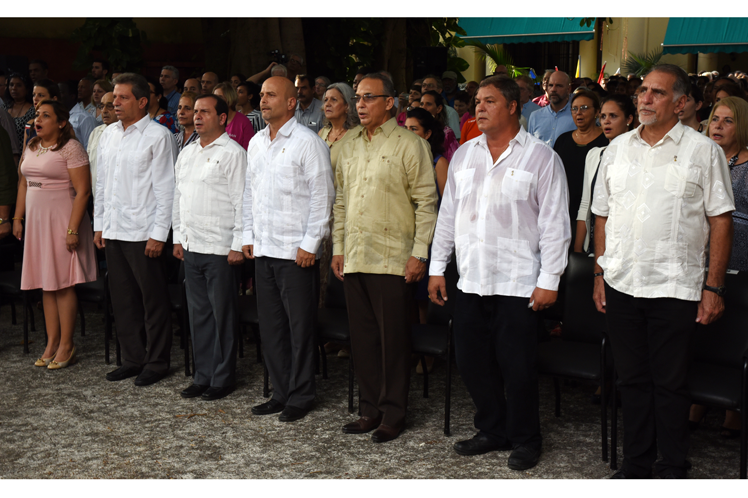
{"left": 242, "top": 77, "right": 335, "bottom": 422}
{"left": 429, "top": 76, "right": 571, "bottom": 471}
{"left": 94, "top": 73, "right": 178, "bottom": 387}
{"left": 592, "top": 64, "right": 735, "bottom": 479}
{"left": 173, "top": 94, "right": 246, "bottom": 401}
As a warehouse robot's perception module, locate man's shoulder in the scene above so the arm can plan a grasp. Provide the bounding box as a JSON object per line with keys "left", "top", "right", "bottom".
{"left": 143, "top": 119, "right": 176, "bottom": 139}
{"left": 221, "top": 134, "right": 249, "bottom": 156}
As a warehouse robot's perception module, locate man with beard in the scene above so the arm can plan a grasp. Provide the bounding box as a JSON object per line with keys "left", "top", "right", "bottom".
{"left": 528, "top": 71, "right": 575, "bottom": 147}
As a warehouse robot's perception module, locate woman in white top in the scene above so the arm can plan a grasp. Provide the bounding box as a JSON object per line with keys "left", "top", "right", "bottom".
{"left": 574, "top": 93, "right": 636, "bottom": 253}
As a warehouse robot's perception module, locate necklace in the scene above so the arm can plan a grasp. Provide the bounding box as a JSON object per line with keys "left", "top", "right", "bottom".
{"left": 11, "top": 102, "right": 27, "bottom": 118}
{"left": 36, "top": 141, "right": 54, "bottom": 157}
{"left": 728, "top": 153, "right": 741, "bottom": 169}
{"left": 327, "top": 127, "right": 346, "bottom": 148}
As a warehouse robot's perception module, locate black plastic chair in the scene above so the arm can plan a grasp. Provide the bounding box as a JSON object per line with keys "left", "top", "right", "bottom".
{"left": 412, "top": 301, "right": 453, "bottom": 435}
{"left": 684, "top": 272, "right": 748, "bottom": 478}
{"left": 75, "top": 272, "right": 114, "bottom": 363}
{"left": 317, "top": 268, "right": 355, "bottom": 413}
{"left": 0, "top": 269, "right": 37, "bottom": 354}
{"left": 536, "top": 252, "right": 613, "bottom": 462}
{"left": 167, "top": 261, "right": 192, "bottom": 376}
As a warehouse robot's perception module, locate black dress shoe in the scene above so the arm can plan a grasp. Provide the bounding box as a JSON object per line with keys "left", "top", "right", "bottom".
{"left": 278, "top": 405, "right": 308, "bottom": 422}
{"left": 106, "top": 366, "right": 142, "bottom": 382}
{"left": 609, "top": 467, "right": 652, "bottom": 479}
{"left": 454, "top": 433, "right": 512, "bottom": 456}
{"left": 342, "top": 416, "right": 382, "bottom": 434}
{"left": 507, "top": 445, "right": 541, "bottom": 470}
{"left": 201, "top": 385, "right": 235, "bottom": 401}
{"left": 251, "top": 399, "right": 285, "bottom": 415}
{"left": 181, "top": 384, "right": 209, "bottom": 398}
{"left": 133, "top": 370, "right": 167, "bottom": 386}
{"left": 371, "top": 424, "right": 402, "bottom": 443}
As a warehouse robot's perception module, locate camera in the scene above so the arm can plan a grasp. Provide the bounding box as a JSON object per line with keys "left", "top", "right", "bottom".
{"left": 268, "top": 50, "right": 287, "bottom": 65}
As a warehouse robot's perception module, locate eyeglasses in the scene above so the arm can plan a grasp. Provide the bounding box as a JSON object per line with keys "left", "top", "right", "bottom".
{"left": 97, "top": 103, "right": 115, "bottom": 110}
{"left": 351, "top": 94, "right": 390, "bottom": 104}
{"left": 571, "top": 105, "right": 592, "bottom": 113}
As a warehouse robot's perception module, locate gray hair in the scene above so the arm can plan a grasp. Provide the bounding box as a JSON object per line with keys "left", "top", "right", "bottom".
{"left": 271, "top": 64, "right": 288, "bottom": 77}
{"left": 316, "top": 75, "right": 331, "bottom": 87}
{"left": 321, "top": 82, "right": 360, "bottom": 130}
{"left": 162, "top": 65, "right": 179, "bottom": 81}
{"left": 647, "top": 63, "right": 691, "bottom": 101}
{"left": 361, "top": 73, "right": 396, "bottom": 98}
{"left": 113, "top": 72, "right": 150, "bottom": 108}
{"left": 423, "top": 74, "right": 443, "bottom": 91}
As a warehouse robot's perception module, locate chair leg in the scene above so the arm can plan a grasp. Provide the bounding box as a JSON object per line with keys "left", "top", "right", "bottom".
{"left": 348, "top": 355, "right": 354, "bottom": 413}
{"left": 22, "top": 292, "right": 29, "bottom": 354}
{"left": 238, "top": 326, "right": 244, "bottom": 359}
{"left": 444, "top": 351, "right": 452, "bottom": 436}
{"left": 610, "top": 370, "right": 619, "bottom": 471}
{"left": 263, "top": 361, "right": 270, "bottom": 398}
{"left": 10, "top": 300, "right": 16, "bottom": 325}
{"left": 321, "top": 344, "right": 329, "bottom": 380}
{"left": 184, "top": 332, "right": 191, "bottom": 377}
{"left": 28, "top": 296, "right": 36, "bottom": 332}
{"left": 115, "top": 327, "right": 122, "bottom": 367}
{"left": 553, "top": 377, "right": 561, "bottom": 417}
{"left": 601, "top": 339, "right": 609, "bottom": 462}
{"left": 421, "top": 354, "right": 429, "bottom": 398}
{"left": 254, "top": 326, "right": 262, "bottom": 364}
{"left": 104, "top": 305, "right": 112, "bottom": 364}
{"left": 78, "top": 300, "right": 86, "bottom": 337}
{"left": 740, "top": 359, "right": 747, "bottom": 479}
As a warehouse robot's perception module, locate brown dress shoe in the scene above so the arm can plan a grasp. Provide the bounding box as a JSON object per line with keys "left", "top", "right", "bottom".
{"left": 342, "top": 416, "right": 382, "bottom": 434}
{"left": 371, "top": 424, "right": 403, "bottom": 443}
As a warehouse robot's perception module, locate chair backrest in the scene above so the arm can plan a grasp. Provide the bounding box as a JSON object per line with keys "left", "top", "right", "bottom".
{"left": 692, "top": 271, "right": 748, "bottom": 368}
{"left": 325, "top": 267, "right": 347, "bottom": 309}
{"left": 562, "top": 252, "right": 607, "bottom": 344}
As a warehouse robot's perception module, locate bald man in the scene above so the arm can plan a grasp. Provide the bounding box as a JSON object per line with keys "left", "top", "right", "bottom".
{"left": 242, "top": 77, "right": 334, "bottom": 422}
{"left": 183, "top": 78, "right": 200, "bottom": 95}
{"left": 201, "top": 72, "right": 219, "bottom": 95}
{"left": 527, "top": 71, "right": 575, "bottom": 147}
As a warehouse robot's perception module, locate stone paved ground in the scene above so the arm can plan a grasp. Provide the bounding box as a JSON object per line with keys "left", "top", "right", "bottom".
{"left": 0, "top": 302, "right": 742, "bottom": 479}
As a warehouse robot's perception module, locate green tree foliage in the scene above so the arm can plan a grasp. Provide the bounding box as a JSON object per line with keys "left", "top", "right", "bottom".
{"left": 622, "top": 49, "right": 665, "bottom": 77}
{"left": 464, "top": 41, "right": 531, "bottom": 78}
{"left": 71, "top": 18, "right": 148, "bottom": 73}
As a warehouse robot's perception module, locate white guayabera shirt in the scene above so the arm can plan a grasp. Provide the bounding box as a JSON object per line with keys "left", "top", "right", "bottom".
{"left": 430, "top": 126, "right": 571, "bottom": 298}
{"left": 242, "top": 118, "right": 335, "bottom": 260}
{"left": 592, "top": 122, "right": 735, "bottom": 301}
{"left": 172, "top": 133, "right": 246, "bottom": 256}
{"left": 94, "top": 114, "right": 177, "bottom": 242}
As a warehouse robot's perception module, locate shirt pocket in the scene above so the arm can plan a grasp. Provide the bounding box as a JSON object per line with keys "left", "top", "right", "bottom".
{"left": 501, "top": 168, "right": 533, "bottom": 202}
{"left": 495, "top": 237, "right": 534, "bottom": 280}
{"left": 276, "top": 161, "right": 298, "bottom": 194}
{"left": 664, "top": 163, "right": 698, "bottom": 198}
{"left": 375, "top": 155, "right": 407, "bottom": 191}
{"left": 199, "top": 160, "right": 225, "bottom": 185}
{"left": 454, "top": 169, "right": 475, "bottom": 200}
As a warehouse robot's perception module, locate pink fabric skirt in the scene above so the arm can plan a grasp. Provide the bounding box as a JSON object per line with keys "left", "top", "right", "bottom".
{"left": 21, "top": 186, "right": 97, "bottom": 291}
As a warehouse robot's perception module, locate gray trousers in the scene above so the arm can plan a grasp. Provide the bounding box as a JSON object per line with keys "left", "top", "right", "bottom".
{"left": 184, "top": 250, "right": 240, "bottom": 388}
{"left": 106, "top": 239, "right": 172, "bottom": 374}
{"left": 255, "top": 256, "right": 319, "bottom": 410}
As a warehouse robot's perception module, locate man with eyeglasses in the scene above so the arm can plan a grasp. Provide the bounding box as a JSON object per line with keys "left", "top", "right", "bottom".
{"left": 333, "top": 73, "right": 438, "bottom": 443}
{"left": 527, "top": 71, "right": 575, "bottom": 147}
{"left": 87, "top": 92, "right": 119, "bottom": 200}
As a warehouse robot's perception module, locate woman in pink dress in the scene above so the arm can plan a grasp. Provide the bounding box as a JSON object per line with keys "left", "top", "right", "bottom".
{"left": 213, "top": 82, "right": 254, "bottom": 150}
{"left": 13, "top": 100, "right": 97, "bottom": 369}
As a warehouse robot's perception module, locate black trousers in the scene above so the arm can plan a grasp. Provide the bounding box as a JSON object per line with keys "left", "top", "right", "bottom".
{"left": 453, "top": 289, "right": 541, "bottom": 449}
{"left": 255, "top": 256, "right": 319, "bottom": 410}
{"left": 344, "top": 273, "right": 413, "bottom": 428}
{"left": 183, "top": 250, "right": 239, "bottom": 388}
{"left": 604, "top": 283, "right": 697, "bottom": 477}
{"left": 105, "top": 239, "right": 172, "bottom": 374}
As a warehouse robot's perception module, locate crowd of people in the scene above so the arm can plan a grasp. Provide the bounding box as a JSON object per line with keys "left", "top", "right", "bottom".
{"left": 0, "top": 54, "right": 747, "bottom": 478}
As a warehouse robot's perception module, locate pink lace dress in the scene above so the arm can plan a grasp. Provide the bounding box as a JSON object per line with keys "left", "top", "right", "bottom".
{"left": 20, "top": 139, "right": 97, "bottom": 291}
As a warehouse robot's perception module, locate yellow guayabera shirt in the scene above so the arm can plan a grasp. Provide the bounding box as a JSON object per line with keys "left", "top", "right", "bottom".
{"left": 333, "top": 118, "right": 438, "bottom": 276}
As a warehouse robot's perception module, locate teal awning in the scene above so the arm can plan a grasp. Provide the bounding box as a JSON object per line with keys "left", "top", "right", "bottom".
{"left": 662, "top": 18, "right": 748, "bottom": 54}
{"left": 458, "top": 18, "right": 596, "bottom": 45}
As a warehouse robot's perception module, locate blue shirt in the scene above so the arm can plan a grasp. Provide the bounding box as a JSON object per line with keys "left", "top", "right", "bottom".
{"left": 527, "top": 99, "right": 575, "bottom": 148}
{"left": 165, "top": 89, "right": 181, "bottom": 116}
{"left": 521, "top": 100, "right": 541, "bottom": 123}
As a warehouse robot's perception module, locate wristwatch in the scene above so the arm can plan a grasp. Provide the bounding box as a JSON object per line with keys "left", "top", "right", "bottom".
{"left": 415, "top": 256, "right": 428, "bottom": 263}
{"left": 703, "top": 284, "right": 727, "bottom": 297}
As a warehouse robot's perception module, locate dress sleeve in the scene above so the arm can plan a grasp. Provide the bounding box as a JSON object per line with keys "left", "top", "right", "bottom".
{"left": 60, "top": 140, "right": 90, "bottom": 169}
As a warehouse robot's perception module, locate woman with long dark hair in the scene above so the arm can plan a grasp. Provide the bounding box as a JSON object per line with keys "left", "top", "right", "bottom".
{"left": 4, "top": 73, "right": 34, "bottom": 146}
{"left": 13, "top": 100, "right": 97, "bottom": 369}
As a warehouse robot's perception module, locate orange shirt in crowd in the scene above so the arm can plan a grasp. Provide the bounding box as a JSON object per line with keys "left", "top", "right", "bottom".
{"left": 460, "top": 117, "right": 482, "bottom": 145}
